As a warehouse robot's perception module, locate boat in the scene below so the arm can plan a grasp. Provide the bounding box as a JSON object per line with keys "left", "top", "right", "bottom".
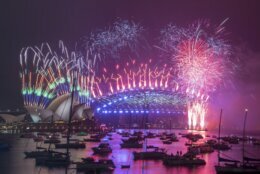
{"left": 213, "top": 143, "right": 231, "bottom": 151}
{"left": 84, "top": 138, "right": 101, "bottom": 142}
{"left": 215, "top": 164, "right": 260, "bottom": 173}
{"left": 133, "top": 148, "right": 167, "bottom": 160}
{"left": 36, "top": 153, "right": 70, "bottom": 167}
{"left": 121, "top": 136, "right": 143, "bottom": 148}
{"left": 222, "top": 136, "right": 239, "bottom": 144}
{"left": 188, "top": 144, "right": 214, "bottom": 154}
{"left": 147, "top": 145, "right": 158, "bottom": 149}
{"left": 46, "top": 133, "right": 60, "bottom": 139}
{"left": 162, "top": 140, "right": 172, "bottom": 144}
{"left": 77, "top": 157, "right": 115, "bottom": 172}
{"left": 169, "top": 136, "right": 179, "bottom": 142}
{"left": 62, "top": 135, "right": 71, "bottom": 138}
{"left": 160, "top": 135, "right": 167, "bottom": 140}
{"left": 145, "top": 132, "right": 156, "bottom": 138}
{"left": 44, "top": 139, "right": 61, "bottom": 144}
{"left": 92, "top": 143, "right": 112, "bottom": 155}
{"left": 120, "top": 142, "right": 143, "bottom": 148}
{"left": 90, "top": 133, "right": 106, "bottom": 139}
{"left": 120, "top": 131, "right": 130, "bottom": 137}
{"left": 122, "top": 136, "right": 143, "bottom": 143}
{"left": 33, "top": 136, "right": 44, "bottom": 142}
{"left": 183, "top": 133, "right": 203, "bottom": 142}
{"left": 24, "top": 148, "right": 65, "bottom": 158}
{"left": 37, "top": 132, "right": 48, "bottom": 137}
{"left": 215, "top": 109, "right": 260, "bottom": 173}
{"left": 163, "top": 153, "right": 206, "bottom": 166}
{"left": 132, "top": 131, "right": 143, "bottom": 136}
{"left": 215, "top": 156, "right": 260, "bottom": 174}
{"left": 26, "top": 134, "right": 61, "bottom": 159}
{"left": 121, "top": 164, "right": 130, "bottom": 168}
{"left": 55, "top": 142, "right": 86, "bottom": 149}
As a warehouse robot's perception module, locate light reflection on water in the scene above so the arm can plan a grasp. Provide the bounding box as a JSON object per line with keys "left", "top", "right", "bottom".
{"left": 0, "top": 129, "right": 260, "bottom": 174}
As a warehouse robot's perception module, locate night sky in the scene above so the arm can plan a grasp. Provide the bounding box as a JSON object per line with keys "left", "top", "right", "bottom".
{"left": 1, "top": 0, "right": 260, "bottom": 129}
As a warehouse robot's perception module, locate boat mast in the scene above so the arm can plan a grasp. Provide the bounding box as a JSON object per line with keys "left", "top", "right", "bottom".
{"left": 142, "top": 91, "right": 148, "bottom": 174}
{"left": 242, "top": 109, "right": 248, "bottom": 166}
{"left": 66, "top": 76, "right": 77, "bottom": 157}
{"left": 144, "top": 91, "right": 149, "bottom": 151}
{"left": 48, "top": 113, "right": 54, "bottom": 151}
{"left": 218, "top": 109, "right": 223, "bottom": 166}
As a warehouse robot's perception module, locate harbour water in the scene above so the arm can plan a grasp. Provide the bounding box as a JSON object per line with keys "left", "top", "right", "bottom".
{"left": 0, "top": 129, "right": 260, "bottom": 174}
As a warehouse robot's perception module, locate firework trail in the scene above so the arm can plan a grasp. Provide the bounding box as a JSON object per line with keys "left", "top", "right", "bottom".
{"left": 92, "top": 59, "right": 178, "bottom": 97}
{"left": 20, "top": 41, "right": 96, "bottom": 109}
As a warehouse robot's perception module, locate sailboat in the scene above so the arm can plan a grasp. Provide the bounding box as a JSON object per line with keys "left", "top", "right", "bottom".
{"left": 35, "top": 77, "right": 79, "bottom": 167}
{"left": 215, "top": 109, "right": 260, "bottom": 173}
{"left": 25, "top": 118, "right": 59, "bottom": 158}
{"left": 24, "top": 146, "right": 63, "bottom": 158}
{"left": 92, "top": 142, "right": 112, "bottom": 155}
{"left": 133, "top": 91, "right": 168, "bottom": 161}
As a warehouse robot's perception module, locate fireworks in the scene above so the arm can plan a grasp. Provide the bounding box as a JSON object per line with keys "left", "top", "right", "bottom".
{"left": 81, "top": 19, "right": 145, "bottom": 61}
{"left": 159, "top": 20, "right": 231, "bottom": 92}
{"left": 188, "top": 101, "right": 207, "bottom": 130}
{"left": 92, "top": 60, "right": 208, "bottom": 118}
{"left": 19, "top": 19, "right": 236, "bottom": 130}
{"left": 20, "top": 41, "right": 96, "bottom": 108}
{"left": 93, "top": 59, "right": 178, "bottom": 97}
{"left": 159, "top": 19, "right": 233, "bottom": 129}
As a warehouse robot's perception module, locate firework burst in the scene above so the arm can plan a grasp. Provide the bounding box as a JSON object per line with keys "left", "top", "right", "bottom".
{"left": 81, "top": 19, "right": 145, "bottom": 62}
{"left": 159, "top": 19, "right": 234, "bottom": 129}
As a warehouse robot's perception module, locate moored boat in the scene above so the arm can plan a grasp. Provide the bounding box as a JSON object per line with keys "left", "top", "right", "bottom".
{"left": 163, "top": 153, "right": 206, "bottom": 166}
{"left": 84, "top": 138, "right": 101, "bottom": 142}
{"left": 55, "top": 142, "right": 86, "bottom": 149}
{"left": 188, "top": 144, "right": 214, "bottom": 154}
{"left": 24, "top": 149, "right": 65, "bottom": 158}
{"left": 133, "top": 148, "right": 167, "bottom": 160}
{"left": 35, "top": 153, "right": 70, "bottom": 167}
{"left": 215, "top": 109, "right": 260, "bottom": 173}
{"left": 77, "top": 157, "right": 115, "bottom": 172}
{"left": 120, "top": 142, "right": 143, "bottom": 148}
{"left": 44, "top": 139, "right": 61, "bottom": 144}
{"left": 92, "top": 143, "right": 112, "bottom": 155}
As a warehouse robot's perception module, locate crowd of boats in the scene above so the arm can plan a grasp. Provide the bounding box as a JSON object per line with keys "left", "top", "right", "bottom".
{"left": 21, "top": 130, "right": 210, "bottom": 171}
{"left": 0, "top": 128, "right": 250, "bottom": 173}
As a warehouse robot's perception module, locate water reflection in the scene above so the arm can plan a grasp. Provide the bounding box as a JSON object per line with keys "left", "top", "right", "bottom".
{"left": 0, "top": 129, "right": 260, "bottom": 174}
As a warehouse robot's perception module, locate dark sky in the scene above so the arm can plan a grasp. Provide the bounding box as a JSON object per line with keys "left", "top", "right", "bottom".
{"left": 1, "top": 0, "right": 260, "bottom": 129}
